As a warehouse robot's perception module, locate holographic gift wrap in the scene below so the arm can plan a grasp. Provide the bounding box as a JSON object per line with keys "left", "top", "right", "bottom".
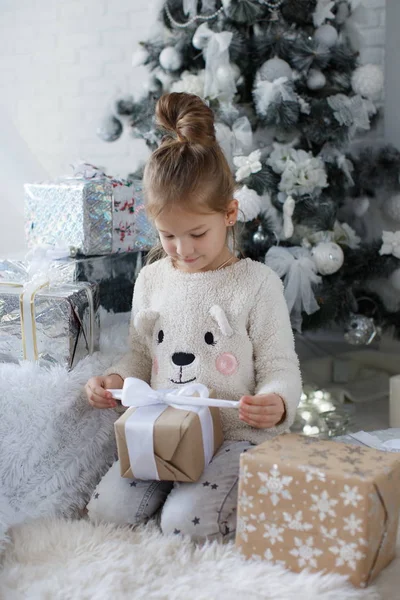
{"left": 25, "top": 171, "right": 158, "bottom": 256}
{"left": 0, "top": 267, "right": 100, "bottom": 370}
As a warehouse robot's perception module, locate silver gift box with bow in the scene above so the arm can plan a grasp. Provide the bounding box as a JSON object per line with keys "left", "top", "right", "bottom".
{"left": 0, "top": 258, "right": 100, "bottom": 370}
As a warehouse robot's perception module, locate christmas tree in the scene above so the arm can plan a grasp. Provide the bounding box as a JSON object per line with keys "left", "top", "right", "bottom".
{"left": 98, "top": 0, "right": 400, "bottom": 343}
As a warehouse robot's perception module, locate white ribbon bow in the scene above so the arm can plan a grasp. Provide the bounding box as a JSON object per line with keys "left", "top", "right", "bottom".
{"left": 253, "top": 77, "right": 294, "bottom": 117}
{"left": 380, "top": 231, "right": 400, "bottom": 259}
{"left": 265, "top": 246, "right": 321, "bottom": 332}
{"left": 215, "top": 116, "right": 253, "bottom": 167}
{"left": 194, "top": 23, "right": 236, "bottom": 101}
{"left": 109, "top": 378, "right": 237, "bottom": 481}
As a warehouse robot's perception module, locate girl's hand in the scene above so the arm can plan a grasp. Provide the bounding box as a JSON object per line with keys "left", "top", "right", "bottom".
{"left": 239, "top": 394, "right": 286, "bottom": 429}
{"left": 85, "top": 374, "right": 124, "bottom": 409}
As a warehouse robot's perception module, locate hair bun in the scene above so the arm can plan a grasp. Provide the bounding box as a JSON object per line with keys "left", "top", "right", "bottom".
{"left": 156, "top": 93, "right": 216, "bottom": 146}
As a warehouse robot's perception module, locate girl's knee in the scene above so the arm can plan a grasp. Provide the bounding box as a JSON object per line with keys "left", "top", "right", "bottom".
{"left": 160, "top": 500, "right": 221, "bottom": 542}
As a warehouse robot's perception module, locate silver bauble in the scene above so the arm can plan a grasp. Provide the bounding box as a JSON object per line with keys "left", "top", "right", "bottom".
{"left": 344, "top": 314, "right": 379, "bottom": 345}
{"left": 159, "top": 47, "right": 183, "bottom": 71}
{"left": 192, "top": 28, "right": 208, "bottom": 50}
{"left": 353, "top": 196, "right": 370, "bottom": 217}
{"left": 253, "top": 225, "right": 266, "bottom": 244}
{"left": 97, "top": 115, "right": 123, "bottom": 142}
{"left": 383, "top": 194, "right": 400, "bottom": 222}
{"left": 307, "top": 69, "right": 327, "bottom": 91}
{"left": 351, "top": 64, "right": 384, "bottom": 100}
{"left": 258, "top": 57, "right": 293, "bottom": 82}
{"left": 311, "top": 241, "right": 344, "bottom": 275}
{"left": 313, "top": 24, "right": 338, "bottom": 48}
{"left": 216, "top": 63, "right": 241, "bottom": 88}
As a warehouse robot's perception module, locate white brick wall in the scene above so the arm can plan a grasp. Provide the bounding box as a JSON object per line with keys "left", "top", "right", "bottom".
{"left": 0, "top": 0, "right": 387, "bottom": 253}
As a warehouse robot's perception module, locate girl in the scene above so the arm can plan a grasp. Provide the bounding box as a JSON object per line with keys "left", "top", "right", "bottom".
{"left": 85, "top": 93, "right": 302, "bottom": 542}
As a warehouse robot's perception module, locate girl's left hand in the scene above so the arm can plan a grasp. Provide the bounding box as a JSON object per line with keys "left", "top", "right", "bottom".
{"left": 239, "top": 394, "right": 286, "bottom": 429}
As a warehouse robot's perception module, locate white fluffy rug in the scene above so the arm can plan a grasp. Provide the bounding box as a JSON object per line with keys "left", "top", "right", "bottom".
{"left": 0, "top": 517, "right": 391, "bottom": 600}
{"left": 0, "top": 311, "right": 130, "bottom": 552}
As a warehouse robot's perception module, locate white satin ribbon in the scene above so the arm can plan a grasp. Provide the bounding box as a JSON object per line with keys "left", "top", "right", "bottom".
{"left": 194, "top": 23, "right": 235, "bottom": 101}
{"left": 109, "top": 378, "right": 238, "bottom": 481}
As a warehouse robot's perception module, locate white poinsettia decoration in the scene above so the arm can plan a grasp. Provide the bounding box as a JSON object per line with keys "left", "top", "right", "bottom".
{"left": 278, "top": 150, "right": 328, "bottom": 197}
{"left": 379, "top": 231, "right": 400, "bottom": 259}
{"left": 267, "top": 142, "right": 298, "bottom": 174}
{"left": 170, "top": 70, "right": 206, "bottom": 97}
{"left": 233, "top": 149, "right": 262, "bottom": 182}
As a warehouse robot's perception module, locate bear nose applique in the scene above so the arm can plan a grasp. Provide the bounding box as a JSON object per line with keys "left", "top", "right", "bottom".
{"left": 172, "top": 352, "right": 195, "bottom": 366}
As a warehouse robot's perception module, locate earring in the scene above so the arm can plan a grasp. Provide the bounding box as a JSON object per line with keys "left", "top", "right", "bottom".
{"left": 229, "top": 220, "right": 235, "bottom": 225}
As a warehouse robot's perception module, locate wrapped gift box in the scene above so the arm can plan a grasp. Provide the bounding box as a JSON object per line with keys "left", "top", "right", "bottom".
{"left": 25, "top": 165, "right": 157, "bottom": 256}
{"left": 236, "top": 433, "right": 400, "bottom": 588}
{"left": 72, "top": 252, "right": 142, "bottom": 313}
{"left": 0, "top": 277, "right": 100, "bottom": 369}
{"left": 115, "top": 403, "right": 224, "bottom": 482}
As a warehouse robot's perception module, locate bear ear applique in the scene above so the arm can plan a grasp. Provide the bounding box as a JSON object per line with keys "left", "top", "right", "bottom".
{"left": 209, "top": 305, "right": 234, "bottom": 337}
{"left": 134, "top": 309, "right": 160, "bottom": 340}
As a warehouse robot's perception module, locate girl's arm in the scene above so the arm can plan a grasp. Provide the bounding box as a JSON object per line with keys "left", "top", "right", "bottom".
{"left": 248, "top": 268, "right": 302, "bottom": 434}
{"left": 104, "top": 268, "right": 152, "bottom": 385}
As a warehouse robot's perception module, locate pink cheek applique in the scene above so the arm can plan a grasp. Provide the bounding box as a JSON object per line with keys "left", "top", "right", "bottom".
{"left": 152, "top": 357, "right": 159, "bottom": 376}
{"left": 216, "top": 353, "right": 238, "bottom": 376}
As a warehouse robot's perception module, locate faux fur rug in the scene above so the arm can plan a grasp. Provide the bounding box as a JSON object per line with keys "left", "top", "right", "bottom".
{"left": 0, "top": 517, "right": 390, "bottom": 600}
{"left": 0, "top": 310, "right": 131, "bottom": 552}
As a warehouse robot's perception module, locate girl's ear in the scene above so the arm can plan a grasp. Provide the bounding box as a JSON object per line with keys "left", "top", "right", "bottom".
{"left": 209, "top": 305, "right": 234, "bottom": 337}
{"left": 134, "top": 309, "right": 160, "bottom": 340}
{"left": 226, "top": 198, "right": 239, "bottom": 226}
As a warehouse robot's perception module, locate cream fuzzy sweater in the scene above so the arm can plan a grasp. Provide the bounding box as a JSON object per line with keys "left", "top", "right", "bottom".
{"left": 106, "top": 257, "right": 302, "bottom": 445}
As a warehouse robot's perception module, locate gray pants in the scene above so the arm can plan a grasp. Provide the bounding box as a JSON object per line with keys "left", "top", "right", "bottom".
{"left": 87, "top": 440, "right": 252, "bottom": 542}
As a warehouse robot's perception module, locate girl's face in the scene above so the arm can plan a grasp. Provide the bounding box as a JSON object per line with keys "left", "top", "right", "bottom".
{"left": 155, "top": 202, "right": 237, "bottom": 272}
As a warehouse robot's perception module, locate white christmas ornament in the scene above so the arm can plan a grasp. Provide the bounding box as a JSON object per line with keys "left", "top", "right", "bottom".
{"left": 236, "top": 186, "right": 262, "bottom": 222}
{"left": 383, "top": 194, "right": 400, "bottom": 222}
{"left": 170, "top": 70, "right": 205, "bottom": 97}
{"left": 233, "top": 150, "right": 262, "bottom": 182}
{"left": 390, "top": 268, "right": 400, "bottom": 291}
{"left": 216, "top": 63, "right": 241, "bottom": 88}
{"left": 307, "top": 69, "right": 326, "bottom": 90}
{"left": 159, "top": 47, "right": 183, "bottom": 71}
{"left": 351, "top": 64, "right": 384, "bottom": 101}
{"left": 258, "top": 57, "right": 293, "bottom": 82}
{"left": 132, "top": 47, "right": 148, "bottom": 68}
{"left": 313, "top": 24, "right": 338, "bottom": 48}
{"left": 311, "top": 241, "right": 344, "bottom": 275}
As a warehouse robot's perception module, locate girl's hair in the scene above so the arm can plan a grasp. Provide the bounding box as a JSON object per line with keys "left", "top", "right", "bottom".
{"left": 143, "top": 93, "right": 239, "bottom": 263}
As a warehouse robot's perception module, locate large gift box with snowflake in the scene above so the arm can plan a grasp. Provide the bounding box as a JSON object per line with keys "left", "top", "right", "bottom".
{"left": 25, "top": 163, "right": 157, "bottom": 256}
{"left": 235, "top": 433, "right": 400, "bottom": 588}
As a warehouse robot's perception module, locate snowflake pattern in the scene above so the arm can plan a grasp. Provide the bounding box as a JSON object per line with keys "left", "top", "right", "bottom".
{"left": 343, "top": 513, "right": 363, "bottom": 536}
{"left": 289, "top": 536, "right": 323, "bottom": 568}
{"left": 283, "top": 511, "right": 313, "bottom": 531}
{"left": 340, "top": 485, "right": 363, "bottom": 507}
{"left": 263, "top": 523, "right": 284, "bottom": 545}
{"left": 240, "top": 464, "right": 253, "bottom": 486}
{"left": 237, "top": 515, "right": 257, "bottom": 543}
{"left": 257, "top": 465, "right": 293, "bottom": 506}
{"left": 329, "top": 539, "right": 366, "bottom": 571}
{"left": 298, "top": 465, "right": 326, "bottom": 483}
{"left": 310, "top": 490, "right": 338, "bottom": 521}
{"left": 238, "top": 490, "right": 254, "bottom": 512}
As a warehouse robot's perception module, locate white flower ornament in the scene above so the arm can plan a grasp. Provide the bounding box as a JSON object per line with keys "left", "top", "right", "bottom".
{"left": 379, "top": 231, "right": 400, "bottom": 259}
{"left": 233, "top": 150, "right": 262, "bottom": 182}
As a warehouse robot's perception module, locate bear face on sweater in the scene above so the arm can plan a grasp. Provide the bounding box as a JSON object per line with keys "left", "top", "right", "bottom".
{"left": 134, "top": 303, "right": 255, "bottom": 399}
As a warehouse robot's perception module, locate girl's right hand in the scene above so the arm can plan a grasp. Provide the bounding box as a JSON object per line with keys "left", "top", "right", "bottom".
{"left": 85, "top": 374, "right": 124, "bottom": 409}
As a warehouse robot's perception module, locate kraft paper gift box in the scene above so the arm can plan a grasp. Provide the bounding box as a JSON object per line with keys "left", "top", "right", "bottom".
{"left": 25, "top": 163, "right": 157, "bottom": 256}
{"left": 112, "top": 378, "right": 238, "bottom": 483}
{"left": 236, "top": 433, "right": 400, "bottom": 588}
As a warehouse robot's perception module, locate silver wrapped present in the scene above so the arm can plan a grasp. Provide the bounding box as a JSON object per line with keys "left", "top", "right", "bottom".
{"left": 25, "top": 164, "right": 157, "bottom": 256}
{"left": 0, "top": 259, "right": 100, "bottom": 370}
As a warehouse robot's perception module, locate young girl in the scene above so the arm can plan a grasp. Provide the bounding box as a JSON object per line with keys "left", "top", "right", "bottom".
{"left": 85, "top": 93, "right": 302, "bottom": 542}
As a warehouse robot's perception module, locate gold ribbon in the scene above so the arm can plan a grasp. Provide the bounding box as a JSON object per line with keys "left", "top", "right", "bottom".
{"left": 1, "top": 281, "right": 49, "bottom": 360}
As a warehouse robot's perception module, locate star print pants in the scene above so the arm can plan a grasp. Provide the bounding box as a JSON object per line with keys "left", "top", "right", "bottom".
{"left": 87, "top": 440, "right": 252, "bottom": 542}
